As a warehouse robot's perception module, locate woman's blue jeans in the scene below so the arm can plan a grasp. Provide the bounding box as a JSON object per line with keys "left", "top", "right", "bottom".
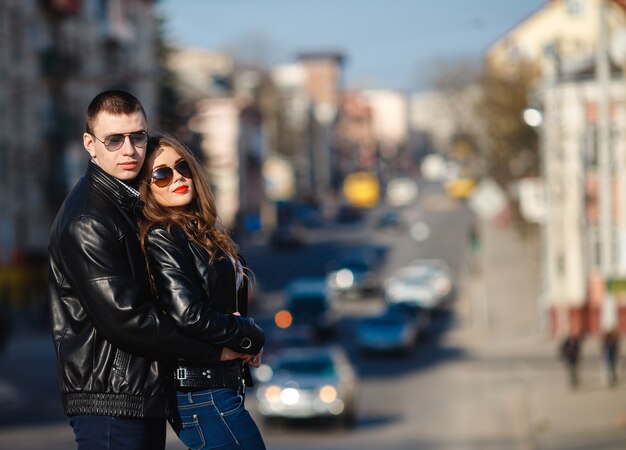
{"left": 172, "top": 387, "right": 266, "bottom": 450}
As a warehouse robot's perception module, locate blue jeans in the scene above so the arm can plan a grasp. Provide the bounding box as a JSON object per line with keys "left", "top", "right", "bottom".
{"left": 172, "top": 387, "right": 265, "bottom": 450}
{"left": 69, "top": 415, "right": 166, "bottom": 450}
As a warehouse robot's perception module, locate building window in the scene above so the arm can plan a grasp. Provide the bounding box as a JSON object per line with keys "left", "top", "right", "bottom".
{"left": 566, "top": 0, "right": 583, "bottom": 16}
{"left": 557, "top": 253, "right": 566, "bottom": 277}
{"left": 588, "top": 226, "right": 601, "bottom": 271}
{"left": 584, "top": 125, "right": 598, "bottom": 168}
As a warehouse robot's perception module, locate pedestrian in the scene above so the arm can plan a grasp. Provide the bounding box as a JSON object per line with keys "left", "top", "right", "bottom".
{"left": 47, "top": 90, "right": 264, "bottom": 450}
{"left": 138, "top": 134, "right": 266, "bottom": 450}
{"left": 559, "top": 335, "right": 581, "bottom": 389}
{"left": 602, "top": 329, "right": 620, "bottom": 387}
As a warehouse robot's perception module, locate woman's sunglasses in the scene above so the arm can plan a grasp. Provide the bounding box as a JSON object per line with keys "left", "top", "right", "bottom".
{"left": 151, "top": 160, "right": 193, "bottom": 188}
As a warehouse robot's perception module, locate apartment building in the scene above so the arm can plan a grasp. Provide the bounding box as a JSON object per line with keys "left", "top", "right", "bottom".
{"left": 489, "top": 0, "right": 626, "bottom": 335}
{"left": 0, "top": 0, "right": 158, "bottom": 264}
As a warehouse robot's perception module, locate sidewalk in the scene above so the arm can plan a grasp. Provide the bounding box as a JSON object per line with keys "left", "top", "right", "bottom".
{"left": 457, "top": 220, "right": 626, "bottom": 449}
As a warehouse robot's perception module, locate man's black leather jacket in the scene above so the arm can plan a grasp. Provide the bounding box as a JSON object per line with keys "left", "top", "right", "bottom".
{"left": 47, "top": 162, "right": 263, "bottom": 418}
{"left": 144, "top": 224, "right": 265, "bottom": 388}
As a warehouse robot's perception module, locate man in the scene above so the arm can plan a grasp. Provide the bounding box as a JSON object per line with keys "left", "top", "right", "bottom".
{"left": 48, "top": 90, "right": 264, "bottom": 450}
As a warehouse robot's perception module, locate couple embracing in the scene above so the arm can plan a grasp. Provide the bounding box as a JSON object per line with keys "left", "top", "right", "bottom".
{"left": 48, "top": 90, "right": 266, "bottom": 449}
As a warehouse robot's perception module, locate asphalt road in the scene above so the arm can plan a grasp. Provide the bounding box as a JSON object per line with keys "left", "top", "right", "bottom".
{"left": 0, "top": 181, "right": 483, "bottom": 449}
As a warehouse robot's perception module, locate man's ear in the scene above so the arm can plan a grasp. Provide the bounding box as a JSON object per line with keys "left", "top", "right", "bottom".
{"left": 83, "top": 132, "right": 96, "bottom": 159}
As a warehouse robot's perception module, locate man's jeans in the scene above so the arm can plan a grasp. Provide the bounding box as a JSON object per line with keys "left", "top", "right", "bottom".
{"left": 172, "top": 387, "right": 266, "bottom": 450}
{"left": 69, "top": 415, "right": 166, "bottom": 450}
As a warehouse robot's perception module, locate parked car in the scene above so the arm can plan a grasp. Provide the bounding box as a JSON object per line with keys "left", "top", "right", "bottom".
{"left": 383, "top": 266, "right": 441, "bottom": 309}
{"left": 408, "top": 258, "right": 455, "bottom": 306}
{"left": 255, "top": 346, "right": 359, "bottom": 427}
{"left": 270, "top": 220, "right": 305, "bottom": 248}
{"left": 355, "top": 305, "right": 421, "bottom": 354}
{"left": 386, "top": 302, "right": 431, "bottom": 336}
{"left": 285, "top": 278, "right": 338, "bottom": 339}
{"left": 0, "top": 301, "right": 11, "bottom": 352}
{"left": 326, "top": 253, "right": 380, "bottom": 299}
{"left": 375, "top": 210, "right": 404, "bottom": 231}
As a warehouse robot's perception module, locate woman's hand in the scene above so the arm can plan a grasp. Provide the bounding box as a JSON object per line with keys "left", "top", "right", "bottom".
{"left": 220, "top": 347, "right": 244, "bottom": 361}
{"left": 242, "top": 348, "right": 263, "bottom": 368}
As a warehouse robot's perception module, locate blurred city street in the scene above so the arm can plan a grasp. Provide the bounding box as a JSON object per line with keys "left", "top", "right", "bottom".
{"left": 1, "top": 182, "right": 624, "bottom": 450}
{"left": 2, "top": 1, "right": 626, "bottom": 449}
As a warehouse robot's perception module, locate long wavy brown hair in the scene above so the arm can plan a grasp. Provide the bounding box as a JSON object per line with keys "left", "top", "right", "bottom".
{"left": 137, "top": 134, "right": 241, "bottom": 270}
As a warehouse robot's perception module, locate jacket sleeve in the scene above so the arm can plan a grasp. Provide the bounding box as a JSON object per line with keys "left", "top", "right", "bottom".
{"left": 144, "top": 226, "right": 264, "bottom": 355}
{"left": 237, "top": 255, "right": 250, "bottom": 317}
{"left": 59, "top": 215, "right": 222, "bottom": 363}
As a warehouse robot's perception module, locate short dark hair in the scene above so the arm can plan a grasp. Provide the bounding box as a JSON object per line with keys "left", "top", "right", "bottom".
{"left": 85, "top": 90, "right": 147, "bottom": 133}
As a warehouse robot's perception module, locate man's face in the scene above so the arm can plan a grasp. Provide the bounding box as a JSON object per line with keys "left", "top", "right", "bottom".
{"left": 83, "top": 111, "right": 148, "bottom": 180}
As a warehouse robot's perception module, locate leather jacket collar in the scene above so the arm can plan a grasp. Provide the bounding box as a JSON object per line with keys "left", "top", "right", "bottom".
{"left": 88, "top": 161, "right": 144, "bottom": 216}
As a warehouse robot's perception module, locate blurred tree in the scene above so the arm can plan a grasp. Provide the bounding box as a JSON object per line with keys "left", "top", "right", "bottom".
{"left": 479, "top": 61, "right": 540, "bottom": 190}
{"left": 154, "top": 15, "right": 189, "bottom": 138}
{"left": 222, "top": 31, "right": 285, "bottom": 70}
{"left": 423, "top": 57, "right": 488, "bottom": 180}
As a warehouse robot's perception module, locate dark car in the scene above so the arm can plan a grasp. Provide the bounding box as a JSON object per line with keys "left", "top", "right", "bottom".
{"left": 326, "top": 256, "right": 379, "bottom": 299}
{"left": 0, "top": 301, "right": 12, "bottom": 352}
{"left": 355, "top": 304, "right": 423, "bottom": 354}
{"left": 285, "top": 279, "right": 338, "bottom": 339}
{"left": 270, "top": 220, "right": 304, "bottom": 248}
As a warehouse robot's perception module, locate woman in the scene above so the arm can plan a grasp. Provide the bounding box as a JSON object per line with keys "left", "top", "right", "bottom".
{"left": 138, "top": 134, "right": 266, "bottom": 450}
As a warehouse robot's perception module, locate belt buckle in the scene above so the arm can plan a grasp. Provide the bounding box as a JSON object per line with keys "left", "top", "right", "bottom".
{"left": 175, "top": 367, "right": 188, "bottom": 380}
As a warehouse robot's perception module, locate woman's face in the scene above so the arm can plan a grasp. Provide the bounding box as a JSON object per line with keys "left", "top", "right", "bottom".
{"left": 147, "top": 144, "right": 195, "bottom": 208}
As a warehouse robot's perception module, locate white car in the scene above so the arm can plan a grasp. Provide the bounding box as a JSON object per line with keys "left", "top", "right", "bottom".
{"left": 384, "top": 266, "right": 440, "bottom": 309}
{"left": 255, "top": 346, "right": 359, "bottom": 427}
{"left": 408, "top": 258, "right": 455, "bottom": 305}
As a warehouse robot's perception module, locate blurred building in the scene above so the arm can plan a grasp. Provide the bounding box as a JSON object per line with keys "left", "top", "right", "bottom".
{"left": 493, "top": 0, "right": 626, "bottom": 336}
{"left": 0, "top": 0, "right": 158, "bottom": 265}
{"left": 271, "top": 63, "right": 311, "bottom": 198}
{"left": 539, "top": 61, "right": 626, "bottom": 336}
{"left": 360, "top": 89, "right": 408, "bottom": 159}
{"left": 297, "top": 52, "right": 345, "bottom": 202}
{"left": 333, "top": 91, "right": 376, "bottom": 177}
{"left": 487, "top": 0, "right": 626, "bottom": 77}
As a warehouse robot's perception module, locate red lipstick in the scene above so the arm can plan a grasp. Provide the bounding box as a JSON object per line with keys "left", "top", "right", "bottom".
{"left": 173, "top": 185, "right": 189, "bottom": 194}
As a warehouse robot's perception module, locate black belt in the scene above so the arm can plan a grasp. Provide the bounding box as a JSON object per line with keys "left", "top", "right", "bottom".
{"left": 173, "top": 365, "right": 244, "bottom": 389}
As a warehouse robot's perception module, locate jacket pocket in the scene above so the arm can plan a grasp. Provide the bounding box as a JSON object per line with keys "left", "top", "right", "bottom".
{"left": 113, "top": 348, "right": 130, "bottom": 381}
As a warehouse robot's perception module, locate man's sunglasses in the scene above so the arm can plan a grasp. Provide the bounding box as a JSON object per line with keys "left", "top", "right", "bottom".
{"left": 90, "top": 131, "right": 149, "bottom": 151}
{"left": 151, "top": 160, "right": 193, "bottom": 188}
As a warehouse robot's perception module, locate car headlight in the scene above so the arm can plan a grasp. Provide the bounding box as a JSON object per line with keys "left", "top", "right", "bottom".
{"left": 263, "top": 385, "right": 282, "bottom": 404}
{"left": 433, "top": 276, "right": 451, "bottom": 295}
{"left": 319, "top": 385, "right": 338, "bottom": 403}
{"left": 280, "top": 387, "right": 300, "bottom": 405}
{"left": 335, "top": 269, "right": 354, "bottom": 289}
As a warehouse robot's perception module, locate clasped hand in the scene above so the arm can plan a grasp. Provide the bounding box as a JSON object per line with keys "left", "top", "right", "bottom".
{"left": 219, "top": 311, "right": 263, "bottom": 367}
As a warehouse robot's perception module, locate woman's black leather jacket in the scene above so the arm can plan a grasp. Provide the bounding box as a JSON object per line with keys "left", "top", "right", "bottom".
{"left": 47, "top": 162, "right": 262, "bottom": 417}
{"left": 144, "top": 224, "right": 265, "bottom": 389}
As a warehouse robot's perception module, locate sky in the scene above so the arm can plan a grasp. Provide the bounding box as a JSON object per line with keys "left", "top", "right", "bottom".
{"left": 157, "top": 0, "right": 546, "bottom": 92}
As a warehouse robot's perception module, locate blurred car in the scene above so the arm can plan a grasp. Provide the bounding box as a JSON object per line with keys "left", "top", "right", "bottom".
{"left": 375, "top": 210, "right": 404, "bottom": 231}
{"left": 385, "top": 177, "right": 418, "bottom": 207}
{"left": 326, "top": 253, "right": 380, "bottom": 299}
{"left": 383, "top": 266, "right": 441, "bottom": 309}
{"left": 255, "top": 346, "right": 359, "bottom": 427}
{"left": 355, "top": 305, "right": 420, "bottom": 354}
{"left": 334, "top": 204, "right": 364, "bottom": 224}
{"left": 386, "top": 301, "right": 431, "bottom": 336}
{"left": 0, "top": 301, "right": 11, "bottom": 352}
{"left": 270, "top": 220, "right": 305, "bottom": 248}
{"left": 293, "top": 202, "right": 324, "bottom": 228}
{"left": 285, "top": 278, "right": 338, "bottom": 339}
{"left": 408, "top": 258, "right": 455, "bottom": 306}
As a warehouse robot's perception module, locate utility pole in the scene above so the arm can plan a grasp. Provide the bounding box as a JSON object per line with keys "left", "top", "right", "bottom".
{"left": 598, "top": 0, "right": 613, "bottom": 277}
{"left": 597, "top": 0, "right": 617, "bottom": 332}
